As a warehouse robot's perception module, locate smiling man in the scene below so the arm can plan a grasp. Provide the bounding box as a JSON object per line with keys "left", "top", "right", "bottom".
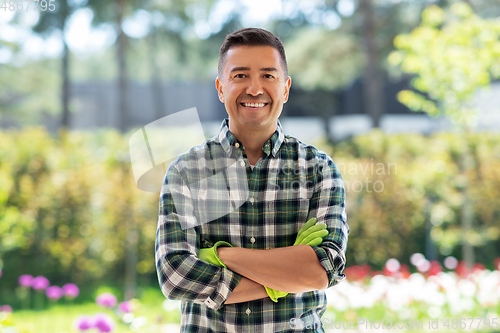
{"left": 156, "top": 28, "right": 349, "bottom": 332}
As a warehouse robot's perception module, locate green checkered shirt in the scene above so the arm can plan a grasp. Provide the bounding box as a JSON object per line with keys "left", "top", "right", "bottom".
{"left": 156, "top": 118, "right": 349, "bottom": 333}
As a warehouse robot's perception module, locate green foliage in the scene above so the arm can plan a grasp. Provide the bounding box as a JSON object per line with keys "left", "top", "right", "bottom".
{"left": 286, "top": 28, "right": 364, "bottom": 90}
{"left": 388, "top": 2, "right": 500, "bottom": 129}
{"left": 315, "top": 130, "right": 500, "bottom": 268}
{"left": 0, "top": 60, "right": 60, "bottom": 124}
{"left": 0, "top": 128, "right": 158, "bottom": 294}
{"left": 1, "top": 128, "right": 500, "bottom": 293}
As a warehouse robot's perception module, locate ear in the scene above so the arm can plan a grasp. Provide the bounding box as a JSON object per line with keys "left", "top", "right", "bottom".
{"left": 215, "top": 77, "right": 225, "bottom": 103}
{"left": 283, "top": 76, "right": 292, "bottom": 103}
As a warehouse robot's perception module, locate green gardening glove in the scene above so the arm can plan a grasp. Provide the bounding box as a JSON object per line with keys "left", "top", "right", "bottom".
{"left": 294, "top": 217, "right": 329, "bottom": 246}
{"left": 265, "top": 218, "right": 329, "bottom": 302}
{"left": 198, "top": 241, "right": 233, "bottom": 268}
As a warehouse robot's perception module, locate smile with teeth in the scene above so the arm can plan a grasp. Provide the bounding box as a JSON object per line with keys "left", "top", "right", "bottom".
{"left": 241, "top": 102, "right": 267, "bottom": 108}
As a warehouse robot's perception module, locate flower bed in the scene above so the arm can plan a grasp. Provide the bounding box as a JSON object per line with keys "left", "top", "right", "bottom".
{"left": 323, "top": 256, "right": 500, "bottom": 332}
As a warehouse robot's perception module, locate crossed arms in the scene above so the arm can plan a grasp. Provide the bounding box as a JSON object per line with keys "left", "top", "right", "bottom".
{"left": 220, "top": 245, "right": 329, "bottom": 304}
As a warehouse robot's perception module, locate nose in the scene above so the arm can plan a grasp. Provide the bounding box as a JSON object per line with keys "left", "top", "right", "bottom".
{"left": 246, "top": 76, "right": 263, "bottom": 96}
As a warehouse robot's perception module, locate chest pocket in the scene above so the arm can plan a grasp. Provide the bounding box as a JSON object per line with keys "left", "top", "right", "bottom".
{"left": 263, "top": 174, "right": 313, "bottom": 249}
{"left": 268, "top": 166, "right": 313, "bottom": 218}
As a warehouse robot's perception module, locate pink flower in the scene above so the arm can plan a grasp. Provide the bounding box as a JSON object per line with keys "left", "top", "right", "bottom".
{"left": 31, "top": 276, "right": 50, "bottom": 291}
{"left": 73, "top": 315, "right": 94, "bottom": 330}
{"left": 93, "top": 313, "right": 115, "bottom": 332}
{"left": 46, "top": 286, "right": 63, "bottom": 300}
{"left": 63, "top": 283, "right": 80, "bottom": 298}
{"left": 18, "top": 274, "right": 34, "bottom": 287}
{"left": 1, "top": 305, "right": 12, "bottom": 313}
{"left": 96, "top": 292, "right": 117, "bottom": 308}
{"left": 473, "top": 263, "right": 485, "bottom": 273}
{"left": 428, "top": 260, "right": 442, "bottom": 276}
{"left": 118, "top": 301, "right": 133, "bottom": 313}
{"left": 456, "top": 260, "right": 470, "bottom": 278}
{"left": 344, "top": 264, "right": 371, "bottom": 281}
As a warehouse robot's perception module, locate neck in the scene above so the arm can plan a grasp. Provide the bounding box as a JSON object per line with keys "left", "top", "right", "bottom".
{"left": 229, "top": 120, "right": 277, "bottom": 165}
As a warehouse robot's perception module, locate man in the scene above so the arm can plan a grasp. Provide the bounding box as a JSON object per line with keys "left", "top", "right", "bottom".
{"left": 156, "top": 28, "right": 349, "bottom": 332}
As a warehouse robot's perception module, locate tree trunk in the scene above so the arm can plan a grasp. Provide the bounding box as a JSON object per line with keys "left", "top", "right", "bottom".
{"left": 322, "top": 113, "right": 331, "bottom": 143}
{"left": 117, "top": 0, "right": 129, "bottom": 133}
{"left": 461, "top": 178, "right": 474, "bottom": 269}
{"left": 61, "top": 42, "right": 70, "bottom": 130}
{"left": 59, "top": 0, "right": 71, "bottom": 132}
{"left": 425, "top": 198, "right": 438, "bottom": 261}
{"left": 125, "top": 227, "right": 138, "bottom": 300}
{"left": 359, "top": 0, "right": 384, "bottom": 128}
{"left": 323, "top": 93, "right": 337, "bottom": 144}
{"left": 460, "top": 136, "right": 474, "bottom": 269}
{"left": 149, "top": 30, "right": 165, "bottom": 120}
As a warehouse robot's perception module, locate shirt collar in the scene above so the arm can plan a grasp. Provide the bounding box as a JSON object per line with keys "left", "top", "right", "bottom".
{"left": 218, "top": 118, "right": 285, "bottom": 158}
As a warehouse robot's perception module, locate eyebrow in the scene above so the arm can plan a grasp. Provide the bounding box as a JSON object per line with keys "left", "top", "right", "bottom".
{"left": 229, "top": 66, "right": 279, "bottom": 73}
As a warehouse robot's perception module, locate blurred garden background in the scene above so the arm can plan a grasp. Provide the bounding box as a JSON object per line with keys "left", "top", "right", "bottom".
{"left": 1, "top": 0, "right": 500, "bottom": 332}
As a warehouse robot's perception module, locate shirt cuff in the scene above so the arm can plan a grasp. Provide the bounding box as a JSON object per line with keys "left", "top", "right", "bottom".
{"left": 203, "top": 267, "right": 242, "bottom": 310}
{"left": 311, "top": 245, "right": 346, "bottom": 288}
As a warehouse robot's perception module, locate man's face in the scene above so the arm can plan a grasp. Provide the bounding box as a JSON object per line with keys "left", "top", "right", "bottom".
{"left": 215, "top": 45, "right": 291, "bottom": 134}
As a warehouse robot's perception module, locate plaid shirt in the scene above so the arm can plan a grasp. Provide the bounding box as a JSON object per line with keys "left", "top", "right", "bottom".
{"left": 156, "top": 118, "right": 349, "bottom": 333}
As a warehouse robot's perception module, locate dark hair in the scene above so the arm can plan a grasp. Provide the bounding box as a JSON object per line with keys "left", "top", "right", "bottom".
{"left": 218, "top": 28, "right": 288, "bottom": 77}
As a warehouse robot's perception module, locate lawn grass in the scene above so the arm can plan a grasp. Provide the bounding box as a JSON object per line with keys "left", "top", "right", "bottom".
{"left": 7, "top": 300, "right": 182, "bottom": 333}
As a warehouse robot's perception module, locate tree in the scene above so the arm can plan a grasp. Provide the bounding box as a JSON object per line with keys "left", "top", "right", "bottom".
{"left": 0, "top": 24, "right": 59, "bottom": 127}
{"left": 32, "top": 0, "right": 78, "bottom": 130}
{"left": 389, "top": 2, "right": 500, "bottom": 129}
{"left": 84, "top": 0, "right": 139, "bottom": 132}
{"left": 388, "top": 1, "right": 500, "bottom": 267}
{"left": 143, "top": 0, "right": 217, "bottom": 119}
{"left": 286, "top": 27, "right": 364, "bottom": 141}
{"left": 358, "top": 0, "right": 384, "bottom": 128}
{"left": 281, "top": 0, "right": 439, "bottom": 128}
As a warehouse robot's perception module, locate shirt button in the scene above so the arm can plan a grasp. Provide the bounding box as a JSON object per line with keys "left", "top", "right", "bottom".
{"left": 250, "top": 237, "right": 255, "bottom": 244}
{"left": 249, "top": 197, "right": 255, "bottom": 204}
{"left": 246, "top": 308, "right": 251, "bottom": 315}
{"left": 235, "top": 142, "right": 240, "bottom": 148}
{"left": 240, "top": 161, "right": 245, "bottom": 167}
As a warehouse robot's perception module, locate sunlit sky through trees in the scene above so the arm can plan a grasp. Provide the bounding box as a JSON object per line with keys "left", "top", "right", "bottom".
{"left": 0, "top": 0, "right": 360, "bottom": 63}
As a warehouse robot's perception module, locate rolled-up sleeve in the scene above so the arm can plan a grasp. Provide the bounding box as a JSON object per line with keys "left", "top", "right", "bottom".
{"left": 309, "top": 157, "right": 349, "bottom": 288}
{"left": 155, "top": 164, "right": 242, "bottom": 310}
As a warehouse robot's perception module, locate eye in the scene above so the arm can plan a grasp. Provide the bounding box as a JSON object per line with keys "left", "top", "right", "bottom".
{"left": 263, "top": 74, "right": 275, "bottom": 79}
{"left": 234, "top": 73, "right": 246, "bottom": 78}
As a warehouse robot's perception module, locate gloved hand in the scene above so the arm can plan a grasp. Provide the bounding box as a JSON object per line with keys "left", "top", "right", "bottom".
{"left": 265, "top": 286, "right": 289, "bottom": 303}
{"left": 266, "top": 218, "right": 329, "bottom": 302}
{"left": 198, "top": 241, "right": 233, "bottom": 268}
{"left": 294, "top": 217, "right": 329, "bottom": 246}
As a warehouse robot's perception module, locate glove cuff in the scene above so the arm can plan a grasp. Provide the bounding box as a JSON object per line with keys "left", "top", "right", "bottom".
{"left": 264, "top": 286, "right": 279, "bottom": 302}
{"left": 213, "top": 241, "right": 233, "bottom": 268}
{"left": 264, "top": 286, "right": 289, "bottom": 303}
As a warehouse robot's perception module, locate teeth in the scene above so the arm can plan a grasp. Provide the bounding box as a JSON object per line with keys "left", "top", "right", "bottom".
{"left": 243, "top": 103, "right": 265, "bottom": 108}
